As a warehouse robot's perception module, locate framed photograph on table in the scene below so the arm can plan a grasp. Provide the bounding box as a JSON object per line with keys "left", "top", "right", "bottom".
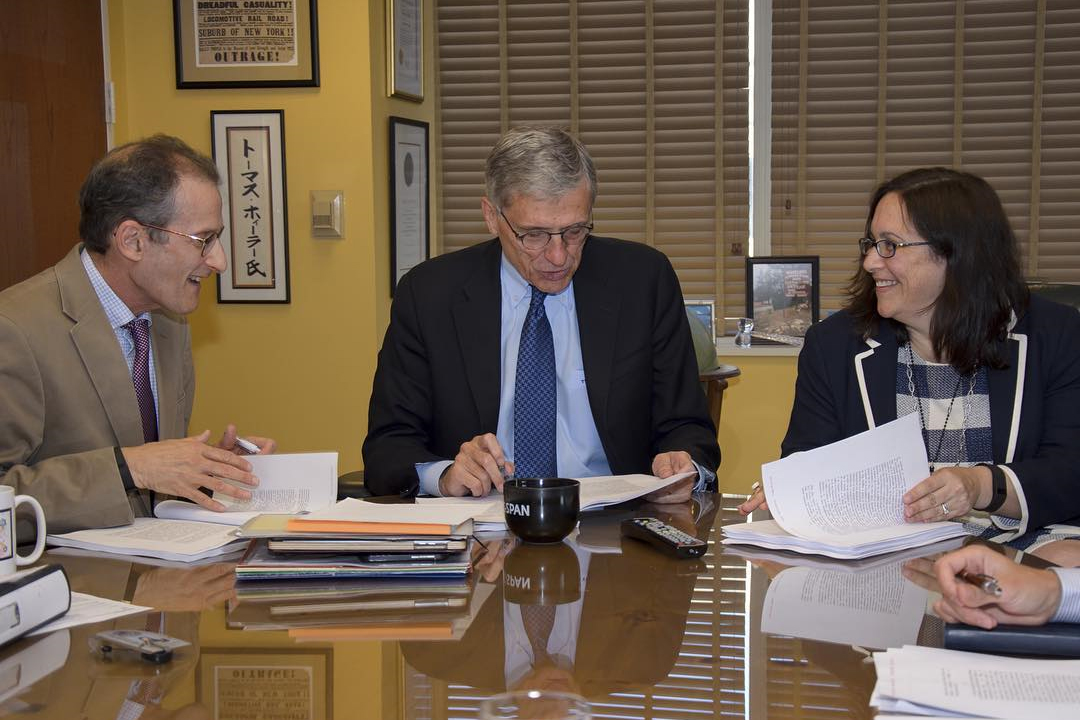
{"left": 745, "top": 256, "right": 819, "bottom": 337}
{"left": 197, "top": 648, "right": 332, "bottom": 720}
{"left": 389, "top": 116, "right": 429, "bottom": 295}
{"left": 212, "top": 110, "right": 291, "bottom": 304}
{"left": 173, "top": 0, "right": 320, "bottom": 88}
{"left": 387, "top": 0, "right": 423, "bottom": 100}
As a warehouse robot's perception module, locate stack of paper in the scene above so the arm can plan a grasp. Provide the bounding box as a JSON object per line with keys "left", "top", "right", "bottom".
{"left": 284, "top": 500, "right": 476, "bottom": 535}
{"left": 233, "top": 540, "right": 472, "bottom": 581}
{"left": 419, "top": 471, "right": 696, "bottom": 529}
{"left": 47, "top": 518, "right": 247, "bottom": 562}
{"left": 722, "top": 414, "right": 967, "bottom": 559}
{"left": 227, "top": 578, "right": 476, "bottom": 632}
{"left": 154, "top": 452, "right": 338, "bottom": 526}
{"left": 871, "top": 645, "right": 1080, "bottom": 719}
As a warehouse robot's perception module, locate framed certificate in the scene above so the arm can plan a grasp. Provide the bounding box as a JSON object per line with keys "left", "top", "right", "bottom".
{"left": 389, "top": 116, "right": 430, "bottom": 294}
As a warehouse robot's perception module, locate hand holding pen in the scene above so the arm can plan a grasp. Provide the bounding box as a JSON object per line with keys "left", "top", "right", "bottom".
{"left": 218, "top": 423, "right": 276, "bottom": 456}
{"left": 438, "top": 432, "right": 514, "bottom": 497}
{"left": 933, "top": 544, "right": 1063, "bottom": 629}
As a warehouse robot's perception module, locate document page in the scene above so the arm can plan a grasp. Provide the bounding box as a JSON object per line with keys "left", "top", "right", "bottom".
{"left": 762, "top": 413, "right": 940, "bottom": 543}
{"left": 298, "top": 498, "right": 478, "bottom": 527}
{"left": 155, "top": 452, "right": 338, "bottom": 524}
{"left": 872, "top": 645, "right": 1080, "bottom": 720}
{"left": 47, "top": 518, "right": 246, "bottom": 561}
{"left": 28, "top": 593, "right": 151, "bottom": 637}
{"left": 419, "top": 472, "right": 695, "bottom": 527}
{"left": 760, "top": 561, "right": 927, "bottom": 649}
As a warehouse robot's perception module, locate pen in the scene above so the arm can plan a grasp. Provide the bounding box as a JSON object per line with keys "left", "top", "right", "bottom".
{"left": 234, "top": 437, "right": 260, "bottom": 455}
{"left": 957, "top": 569, "right": 1002, "bottom": 597}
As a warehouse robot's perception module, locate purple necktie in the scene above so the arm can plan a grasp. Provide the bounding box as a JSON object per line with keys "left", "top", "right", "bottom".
{"left": 124, "top": 318, "right": 158, "bottom": 443}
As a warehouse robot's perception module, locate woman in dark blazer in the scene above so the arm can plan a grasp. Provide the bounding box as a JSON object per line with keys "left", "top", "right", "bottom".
{"left": 742, "top": 168, "right": 1080, "bottom": 537}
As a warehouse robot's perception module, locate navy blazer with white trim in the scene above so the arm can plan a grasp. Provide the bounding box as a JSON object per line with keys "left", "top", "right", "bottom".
{"left": 782, "top": 294, "right": 1080, "bottom": 534}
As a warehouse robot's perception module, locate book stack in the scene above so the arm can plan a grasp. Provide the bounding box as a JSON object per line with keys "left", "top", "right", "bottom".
{"left": 227, "top": 502, "right": 488, "bottom": 641}
{"left": 227, "top": 578, "right": 491, "bottom": 641}
{"left": 233, "top": 504, "right": 478, "bottom": 582}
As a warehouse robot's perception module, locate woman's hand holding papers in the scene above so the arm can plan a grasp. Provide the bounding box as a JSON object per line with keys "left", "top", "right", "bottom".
{"left": 902, "top": 465, "right": 994, "bottom": 522}
{"left": 932, "top": 545, "right": 1062, "bottom": 629}
{"left": 439, "top": 433, "right": 514, "bottom": 497}
{"left": 737, "top": 481, "right": 769, "bottom": 515}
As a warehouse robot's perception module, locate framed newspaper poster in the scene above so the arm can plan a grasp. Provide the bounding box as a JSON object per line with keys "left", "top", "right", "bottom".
{"left": 212, "top": 110, "right": 291, "bottom": 303}
{"left": 173, "top": 0, "right": 320, "bottom": 88}
{"left": 197, "top": 649, "right": 331, "bottom": 720}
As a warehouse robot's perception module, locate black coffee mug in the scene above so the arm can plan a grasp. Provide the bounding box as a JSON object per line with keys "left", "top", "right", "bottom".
{"left": 502, "top": 541, "right": 581, "bottom": 605}
{"left": 503, "top": 477, "right": 580, "bottom": 544}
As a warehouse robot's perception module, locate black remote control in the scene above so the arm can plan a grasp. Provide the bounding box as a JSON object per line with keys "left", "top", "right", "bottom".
{"left": 621, "top": 517, "right": 707, "bottom": 558}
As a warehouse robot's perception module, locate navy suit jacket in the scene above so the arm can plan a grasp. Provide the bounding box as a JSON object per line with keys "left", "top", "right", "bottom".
{"left": 363, "top": 236, "right": 719, "bottom": 496}
{"left": 783, "top": 295, "right": 1080, "bottom": 534}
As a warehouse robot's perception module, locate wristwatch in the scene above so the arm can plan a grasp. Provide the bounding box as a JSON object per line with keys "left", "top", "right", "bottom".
{"left": 976, "top": 463, "right": 1008, "bottom": 513}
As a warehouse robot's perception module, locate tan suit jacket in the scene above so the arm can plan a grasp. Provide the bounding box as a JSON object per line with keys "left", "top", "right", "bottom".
{"left": 0, "top": 245, "right": 194, "bottom": 535}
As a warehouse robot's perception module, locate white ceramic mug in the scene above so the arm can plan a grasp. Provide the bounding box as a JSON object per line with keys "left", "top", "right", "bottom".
{"left": 0, "top": 487, "right": 46, "bottom": 576}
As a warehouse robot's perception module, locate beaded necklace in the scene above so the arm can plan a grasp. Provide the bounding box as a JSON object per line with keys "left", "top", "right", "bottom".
{"left": 906, "top": 343, "right": 977, "bottom": 467}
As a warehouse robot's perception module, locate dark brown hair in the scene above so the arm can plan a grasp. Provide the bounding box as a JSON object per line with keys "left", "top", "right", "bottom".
{"left": 78, "top": 134, "right": 219, "bottom": 253}
{"left": 846, "top": 167, "right": 1028, "bottom": 373}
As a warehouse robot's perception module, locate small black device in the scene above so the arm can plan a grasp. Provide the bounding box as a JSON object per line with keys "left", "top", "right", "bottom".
{"left": 621, "top": 517, "right": 707, "bottom": 559}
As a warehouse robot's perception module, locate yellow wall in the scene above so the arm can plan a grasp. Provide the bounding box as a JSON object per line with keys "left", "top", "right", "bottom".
{"left": 107, "top": 0, "right": 437, "bottom": 474}
{"left": 714, "top": 355, "right": 798, "bottom": 494}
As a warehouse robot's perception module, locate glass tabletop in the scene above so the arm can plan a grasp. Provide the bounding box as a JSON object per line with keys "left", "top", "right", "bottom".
{"left": 4, "top": 495, "right": 976, "bottom": 720}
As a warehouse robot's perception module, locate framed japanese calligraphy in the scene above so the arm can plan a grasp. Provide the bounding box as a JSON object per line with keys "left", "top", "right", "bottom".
{"left": 387, "top": 0, "right": 423, "bottom": 100}
{"left": 745, "top": 256, "right": 820, "bottom": 337}
{"left": 212, "top": 110, "right": 291, "bottom": 303}
{"left": 173, "top": 0, "right": 320, "bottom": 88}
{"left": 390, "top": 117, "right": 429, "bottom": 294}
{"left": 197, "top": 648, "right": 331, "bottom": 720}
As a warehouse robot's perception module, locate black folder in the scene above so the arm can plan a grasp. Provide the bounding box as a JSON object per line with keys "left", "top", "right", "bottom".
{"left": 943, "top": 621, "right": 1080, "bottom": 658}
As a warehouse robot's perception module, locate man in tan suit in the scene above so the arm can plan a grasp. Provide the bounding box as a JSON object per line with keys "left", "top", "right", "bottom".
{"left": 0, "top": 135, "right": 275, "bottom": 535}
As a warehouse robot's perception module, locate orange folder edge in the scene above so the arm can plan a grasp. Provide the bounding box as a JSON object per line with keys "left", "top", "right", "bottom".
{"left": 288, "top": 625, "right": 454, "bottom": 641}
{"left": 283, "top": 519, "right": 455, "bottom": 535}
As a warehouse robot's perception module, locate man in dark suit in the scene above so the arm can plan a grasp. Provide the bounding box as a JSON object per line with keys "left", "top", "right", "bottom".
{"left": 363, "top": 127, "right": 719, "bottom": 499}
{"left": 402, "top": 502, "right": 710, "bottom": 697}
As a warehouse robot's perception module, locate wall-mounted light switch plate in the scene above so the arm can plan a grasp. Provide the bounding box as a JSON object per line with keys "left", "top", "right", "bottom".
{"left": 311, "top": 191, "right": 344, "bottom": 238}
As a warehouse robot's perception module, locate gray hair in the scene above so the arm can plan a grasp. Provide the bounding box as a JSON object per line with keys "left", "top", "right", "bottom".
{"left": 79, "top": 134, "right": 220, "bottom": 254}
{"left": 484, "top": 126, "right": 597, "bottom": 209}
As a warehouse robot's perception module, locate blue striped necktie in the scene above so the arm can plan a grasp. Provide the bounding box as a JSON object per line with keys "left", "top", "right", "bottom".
{"left": 514, "top": 286, "right": 557, "bottom": 478}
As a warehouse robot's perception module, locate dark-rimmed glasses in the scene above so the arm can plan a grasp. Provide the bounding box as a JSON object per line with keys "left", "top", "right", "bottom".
{"left": 859, "top": 236, "right": 931, "bottom": 259}
{"left": 140, "top": 222, "right": 223, "bottom": 257}
{"left": 499, "top": 208, "right": 592, "bottom": 252}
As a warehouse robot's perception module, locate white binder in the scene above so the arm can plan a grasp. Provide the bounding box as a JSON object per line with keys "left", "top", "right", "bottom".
{"left": 0, "top": 565, "right": 71, "bottom": 648}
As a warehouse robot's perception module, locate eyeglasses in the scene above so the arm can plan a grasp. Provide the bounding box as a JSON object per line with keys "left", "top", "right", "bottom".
{"left": 140, "top": 222, "right": 222, "bottom": 257}
{"left": 859, "top": 236, "right": 931, "bottom": 259}
{"left": 498, "top": 208, "right": 592, "bottom": 252}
